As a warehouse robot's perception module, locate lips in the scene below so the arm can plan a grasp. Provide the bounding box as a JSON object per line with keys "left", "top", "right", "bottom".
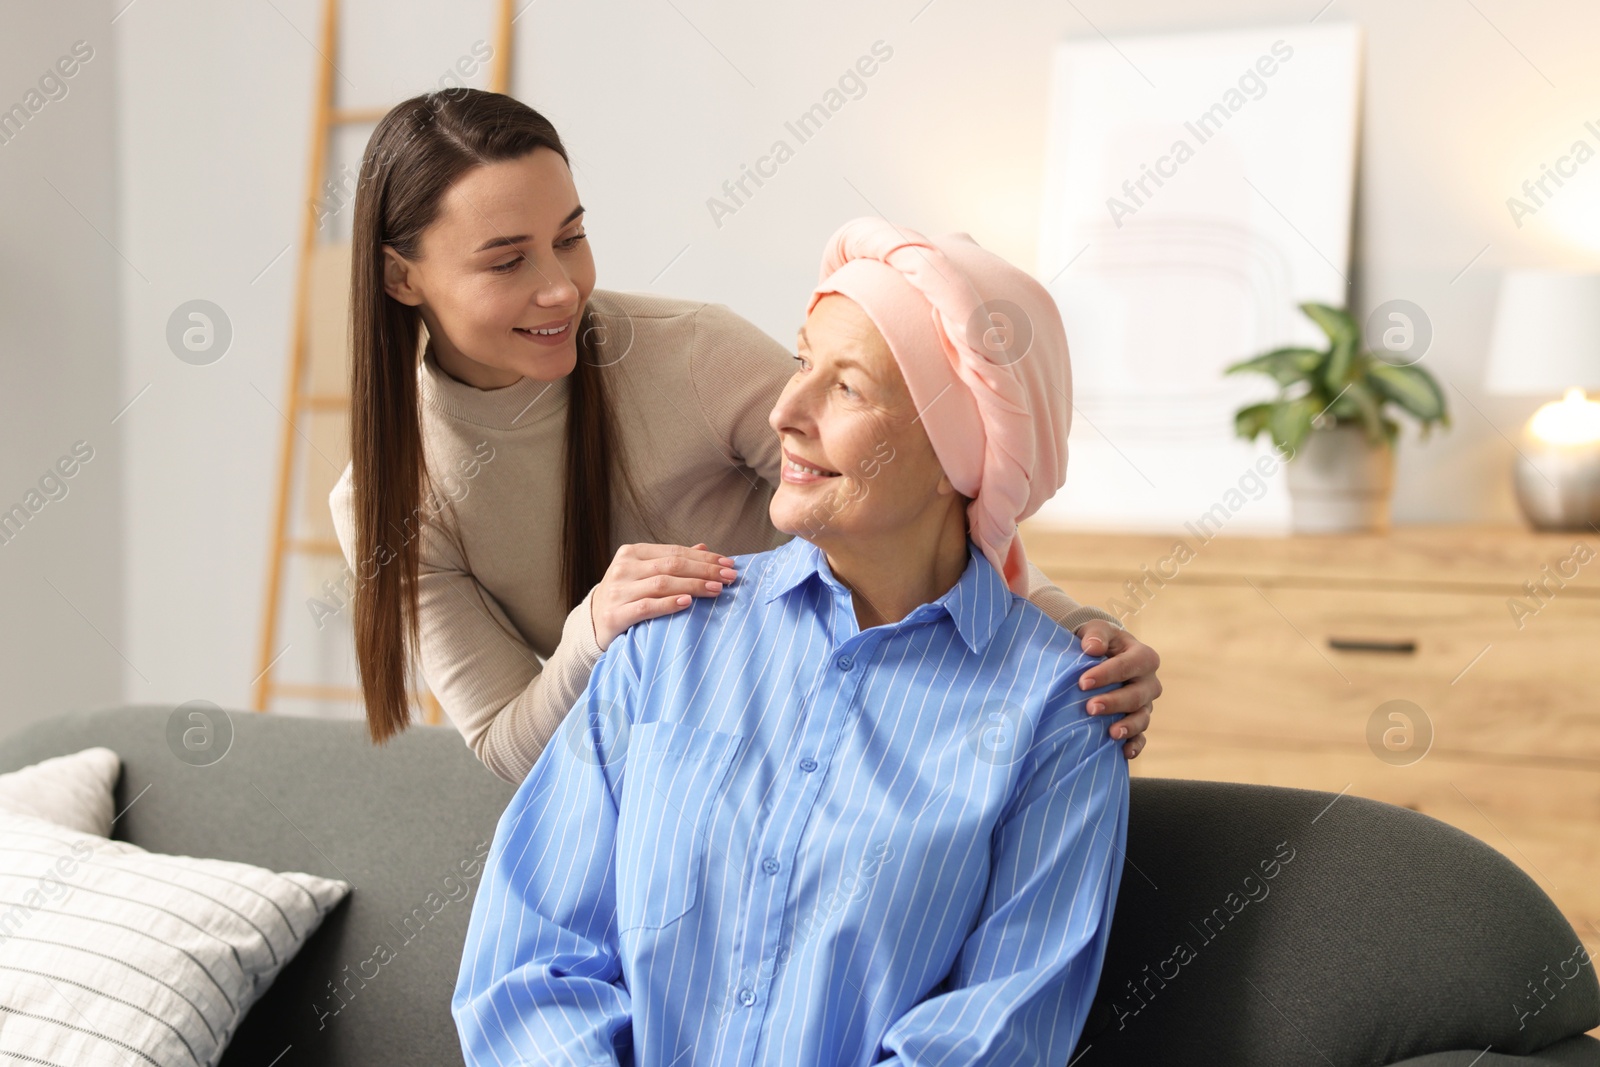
{"left": 513, "top": 318, "right": 571, "bottom": 338}
{"left": 513, "top": 317, "right": 574, "bottom": 347}
{"left": 782, "top": 447, "right": 840, "bottom": 480}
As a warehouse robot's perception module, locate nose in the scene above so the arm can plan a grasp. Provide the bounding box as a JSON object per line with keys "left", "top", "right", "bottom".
{"left": 768, "top": 372, "right": 813, "bottom": 441}
{"left": 527, "top": 251, "right": 580, "bottom": 308}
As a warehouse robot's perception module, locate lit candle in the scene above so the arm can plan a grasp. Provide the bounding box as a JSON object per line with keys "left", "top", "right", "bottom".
{"left": 1527, "top": 387, "right": 1600, "bottom": 446}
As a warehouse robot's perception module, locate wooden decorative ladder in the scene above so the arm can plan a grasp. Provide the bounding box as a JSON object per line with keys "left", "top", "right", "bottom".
{"left": 253, "top": 0, "right": 516, "bottom": 722}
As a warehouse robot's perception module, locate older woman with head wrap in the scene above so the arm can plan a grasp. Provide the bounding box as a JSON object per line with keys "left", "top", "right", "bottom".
{"left": 453, "top": 218, "right": 1131, "bottom": 1067}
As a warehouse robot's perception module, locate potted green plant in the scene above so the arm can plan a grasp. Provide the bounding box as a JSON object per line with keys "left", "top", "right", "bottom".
{"left": 1226, "top": 302, "right": 1450, "bottom": 533}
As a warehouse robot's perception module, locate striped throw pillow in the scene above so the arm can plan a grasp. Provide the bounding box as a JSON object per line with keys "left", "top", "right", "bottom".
{"left": 0, "top": 807, "right": 349, "bottom": 1065}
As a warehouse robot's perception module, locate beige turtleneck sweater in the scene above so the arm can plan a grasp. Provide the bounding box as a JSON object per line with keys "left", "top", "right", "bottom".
{"left": 329, "top": 288, "right": 1117, "bottom": 783}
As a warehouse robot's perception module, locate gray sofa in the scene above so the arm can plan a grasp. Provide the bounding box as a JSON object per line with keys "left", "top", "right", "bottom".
{"left": 0, "top": 705, "right": 1594, "bottom": 1066}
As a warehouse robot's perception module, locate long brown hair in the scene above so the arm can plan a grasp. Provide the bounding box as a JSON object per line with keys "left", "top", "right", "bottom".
{"left": 349, "top": 88, "right": 622, "bottom": 743}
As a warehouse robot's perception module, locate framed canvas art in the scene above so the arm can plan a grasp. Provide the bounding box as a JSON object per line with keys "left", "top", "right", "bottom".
{"left": 1035, "top": 22, "right": 1364, "bottom": 534}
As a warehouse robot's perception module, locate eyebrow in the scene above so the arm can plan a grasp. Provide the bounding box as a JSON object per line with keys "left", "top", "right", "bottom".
{"left": 796, "top": 326, "right": 872, "bottom": 377}
{"left": 473, "top": 203, "right": 585, "bottom": 253}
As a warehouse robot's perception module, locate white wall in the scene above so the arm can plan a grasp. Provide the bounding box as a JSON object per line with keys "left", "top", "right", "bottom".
{"left": 0, "top": 0, "right": 122, "bottom": 735}
{"left": 33, "top": 0, "right": 1600, "bottom": 717}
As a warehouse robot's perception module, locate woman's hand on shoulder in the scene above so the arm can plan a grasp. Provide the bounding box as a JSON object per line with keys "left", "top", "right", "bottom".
{"left": 1073, "top": 620, "right": 1161, "bottom": 761}
{"left": 589, "top": 542, "right": 739, "bottom": 651}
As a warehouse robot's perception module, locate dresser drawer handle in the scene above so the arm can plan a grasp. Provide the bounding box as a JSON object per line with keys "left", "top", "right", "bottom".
{"left": 1327, "top": 637, "right": 1417, "bottom": 654}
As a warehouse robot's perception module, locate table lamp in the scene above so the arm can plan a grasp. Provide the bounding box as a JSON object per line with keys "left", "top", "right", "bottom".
{"left": 1484, "top": 269, "right": 1600, "bottom": 531}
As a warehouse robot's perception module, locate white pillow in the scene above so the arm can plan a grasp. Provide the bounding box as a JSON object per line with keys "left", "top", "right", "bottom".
{"left": 0, "top": 807, "right": 350, "bottom": 1065}
{"left": 0, "top": 746, "right": 120, "bottom": 836}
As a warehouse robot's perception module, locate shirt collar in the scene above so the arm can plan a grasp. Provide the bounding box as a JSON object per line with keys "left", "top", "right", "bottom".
{"left": 760, "top": 535, "right": 1011, "bottom": 654}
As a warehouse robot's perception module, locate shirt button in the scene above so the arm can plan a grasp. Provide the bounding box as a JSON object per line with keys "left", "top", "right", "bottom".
{"left": 798, "top": 757, "right": 817, "bottom": 772}
{"left": 739, "top": 988, "right": 757, "bottom": 1006}
{"left": 762, "top": 857, "right": 780, "bottom": 874}
{"left": 836, "top": 655, "right": 853, "bottom": 671}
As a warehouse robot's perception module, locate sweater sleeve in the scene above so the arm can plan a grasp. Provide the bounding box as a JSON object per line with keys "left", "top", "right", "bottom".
{"left": 1023, "top": 558, "right": 1122, "bottom": 633}
{"left": 329, "top": 464, "right": 600, "bottom": 785}
{"left": 687, "top": 301, "right": 792, "bottom": 491}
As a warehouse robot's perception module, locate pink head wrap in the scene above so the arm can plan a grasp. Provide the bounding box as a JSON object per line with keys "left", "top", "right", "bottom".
{"left": 806, "top": 217, "right": 1072, "bottom": 596}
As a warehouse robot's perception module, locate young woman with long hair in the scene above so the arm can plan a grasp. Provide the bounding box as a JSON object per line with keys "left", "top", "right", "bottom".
{"left": 331, "top": 87, "right": 1162, "bottom": 784}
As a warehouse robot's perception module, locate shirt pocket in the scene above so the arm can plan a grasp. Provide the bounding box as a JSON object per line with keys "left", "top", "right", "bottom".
{"left": 616, "top": 720, "right": 744, "bottom": 932}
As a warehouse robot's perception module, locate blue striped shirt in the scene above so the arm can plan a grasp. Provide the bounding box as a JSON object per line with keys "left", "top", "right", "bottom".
{"left": 454, "top": 534, "right": 1130, "bottom": 1066}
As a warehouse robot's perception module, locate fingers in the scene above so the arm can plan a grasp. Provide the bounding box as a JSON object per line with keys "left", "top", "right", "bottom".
{"left": 594, "top": 543, "right": 739, "bottom": 650}
{"left": 1123, "top": 733, "right": 1147, "bottom": 760}
{"left": 616, "top": 544, "right": 739, "bottom": 587}
{"left": 685, "top": 542, "right": 737, "bottom": 567}
{"left": 607, "top": 545, "right": 744, "bottom": 631}
{"left": 625, "top": 572, "right": 727, "bottom": 604}
{"left": 1107, "top": 705, "right": 1150, "bottom": 742}
{"left": 1075, "top": 619, "right": 1117, "bottom": 656}
{"left": 1086, "top": 674, "right": 1162, "bottom": 716}
{"left": 622, "top": 542, "right": 737, "bottom": 570}
{"left": 1079, "top": 634, "right": 1160, "bottom": 689}
{"left": 630, "top": 593, "right": 697, "bottom": 624}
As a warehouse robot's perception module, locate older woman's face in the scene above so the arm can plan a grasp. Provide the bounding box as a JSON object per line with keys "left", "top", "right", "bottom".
{"left": 767, "top": 294, "right": 954, "bottom": 545}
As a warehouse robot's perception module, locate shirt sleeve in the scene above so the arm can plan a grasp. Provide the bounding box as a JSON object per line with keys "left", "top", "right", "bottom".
{"left": 875, "top": 676, "right": 1131, "bottom": 1066}
{"left": 451, "top": 620, "right": 646, "bottom": 1066}
{"left": 329, "top": 464, "right": 603, "bottom": 785}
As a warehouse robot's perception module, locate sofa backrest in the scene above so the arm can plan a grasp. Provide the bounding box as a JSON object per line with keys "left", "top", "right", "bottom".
{"left": 1072, "top": 778, "right": 1599, "bottom": 1065}
{"left": 2, "top": 707, "right": 1594, "bottom": 1066}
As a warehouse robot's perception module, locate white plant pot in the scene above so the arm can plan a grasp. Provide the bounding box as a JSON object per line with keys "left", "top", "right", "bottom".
{"left": 1284, "top": 424, "right": 1395, "bottom": 534}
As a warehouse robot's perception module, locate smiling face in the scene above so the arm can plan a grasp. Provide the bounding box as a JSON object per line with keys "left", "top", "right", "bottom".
{"left": 768, "top": 293, "right": 961, "bottom": 550}
{"left": 381, "top": 146, "right": 595, "bottom": 389}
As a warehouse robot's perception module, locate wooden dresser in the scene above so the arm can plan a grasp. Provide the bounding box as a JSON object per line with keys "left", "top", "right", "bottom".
{"left": 1022, "top": 522, "right": 1600, "bottom": 940}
